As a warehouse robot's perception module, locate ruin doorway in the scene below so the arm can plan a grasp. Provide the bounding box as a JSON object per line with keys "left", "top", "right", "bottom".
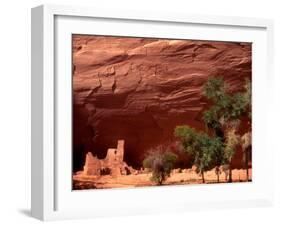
{"left": 100, "top": 168, "right": 111, "bottom": 175}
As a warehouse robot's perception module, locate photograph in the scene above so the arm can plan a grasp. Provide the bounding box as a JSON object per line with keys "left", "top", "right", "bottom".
{"left": 72, "top": 35, "right": 252, "bottom": 190}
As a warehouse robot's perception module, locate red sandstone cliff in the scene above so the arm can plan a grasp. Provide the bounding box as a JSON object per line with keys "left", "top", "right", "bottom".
{"left": 72, "top": 35, "right": 251, "bottom": 170}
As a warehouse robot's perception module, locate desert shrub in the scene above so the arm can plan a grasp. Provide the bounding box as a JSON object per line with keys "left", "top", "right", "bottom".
{"left": 143, "top": 146, "right": 178, "bottom": 185}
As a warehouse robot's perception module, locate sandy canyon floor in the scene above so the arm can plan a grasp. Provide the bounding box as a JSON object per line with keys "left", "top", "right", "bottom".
{"left": 73, "top": 168, "right": 252, "bottom": 190}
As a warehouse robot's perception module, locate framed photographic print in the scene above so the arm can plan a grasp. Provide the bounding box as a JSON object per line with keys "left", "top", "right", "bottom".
{"left": 31, "top": 4, "right": 274, "bottom": 221}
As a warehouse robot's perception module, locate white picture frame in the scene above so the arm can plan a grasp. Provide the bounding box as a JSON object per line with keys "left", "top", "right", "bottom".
{"left": 31, "top": 4, "right": 274, "bottom": 221}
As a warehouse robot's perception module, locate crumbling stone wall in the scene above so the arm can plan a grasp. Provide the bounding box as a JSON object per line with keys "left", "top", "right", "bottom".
{"left": 83, "top": 152, "right": 101, "bottom": 175}
{"left": 83, "top": 140, "right": 135, "bottom": 176}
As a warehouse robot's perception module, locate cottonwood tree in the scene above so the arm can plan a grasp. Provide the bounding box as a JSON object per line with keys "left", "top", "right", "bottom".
{"left": 211, "top": 137, "right": 225, "bottom": 183}
{"left": 143, "top": 146, "right": 178, "bottom": 185}
{"left": 224, "top": 123, "right": 241, "bottom": 182}
{"left": 174, "top": 125, "right": 223, "bottom": 183}
{"left": 202, "top": 76, "right": 251, "bottom": 182}
{"left": 174, "top": 76, "right": 251, "bottom": 183}
{"left": 203, "top": 77, "right": 250, "bottom": 136}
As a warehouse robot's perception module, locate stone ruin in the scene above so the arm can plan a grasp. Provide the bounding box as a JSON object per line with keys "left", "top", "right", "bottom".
{"left": 83, "top": 140, "right": 136, "bottom": 176}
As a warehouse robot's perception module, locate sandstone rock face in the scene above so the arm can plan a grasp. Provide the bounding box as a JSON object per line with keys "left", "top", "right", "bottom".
{"left": 72, "top": 35, "right": 251, "bottom": 171}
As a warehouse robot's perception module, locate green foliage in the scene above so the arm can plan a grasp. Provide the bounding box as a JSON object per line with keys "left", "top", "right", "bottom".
{"left": 211, "top": 136, "right": 226, "bottom": 167}
{"left": 202, "top": 76, "right": 252, "bottom": 131}
{"left": 230, "top": 92, "right": 251, "bottom": 119}
{"left": 143, "top": 146, "right": 178, "bottom": 185}
{"left": 174, "top": 125, "right": 199, "bottom": 155}
{"left": 203, "top": 76, "right": 226, "bottom": 100}
{"left": 202, "top": 106, "right": 221, "bottom": 130}
{"left": 174, "top": 125, "right": 224, "bottom": 179}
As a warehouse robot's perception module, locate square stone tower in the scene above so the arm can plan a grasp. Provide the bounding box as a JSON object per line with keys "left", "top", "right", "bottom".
{"left": 105, "top": 139, "right": 124, "bottom": 163}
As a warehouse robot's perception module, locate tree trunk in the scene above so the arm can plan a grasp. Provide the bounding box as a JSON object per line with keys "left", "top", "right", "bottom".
{"left": 228, "top": 166, "right": 232, "bottom": 183}
{"left": 245, "top": 150, "right": 249, "bottom": 181}
{"left": 202, "top": 171, "right": 205, "bottom": 183}
{"left": 159, "top": 175, "right": 163, "bottom": 185}
{"left": 216, "top": 166, "right": 220, "bottom": 183}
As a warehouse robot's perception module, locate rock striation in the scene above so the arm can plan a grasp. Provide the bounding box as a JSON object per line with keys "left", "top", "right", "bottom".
{"left": 72, "top": 35, "right": 252, "bottom": 170}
